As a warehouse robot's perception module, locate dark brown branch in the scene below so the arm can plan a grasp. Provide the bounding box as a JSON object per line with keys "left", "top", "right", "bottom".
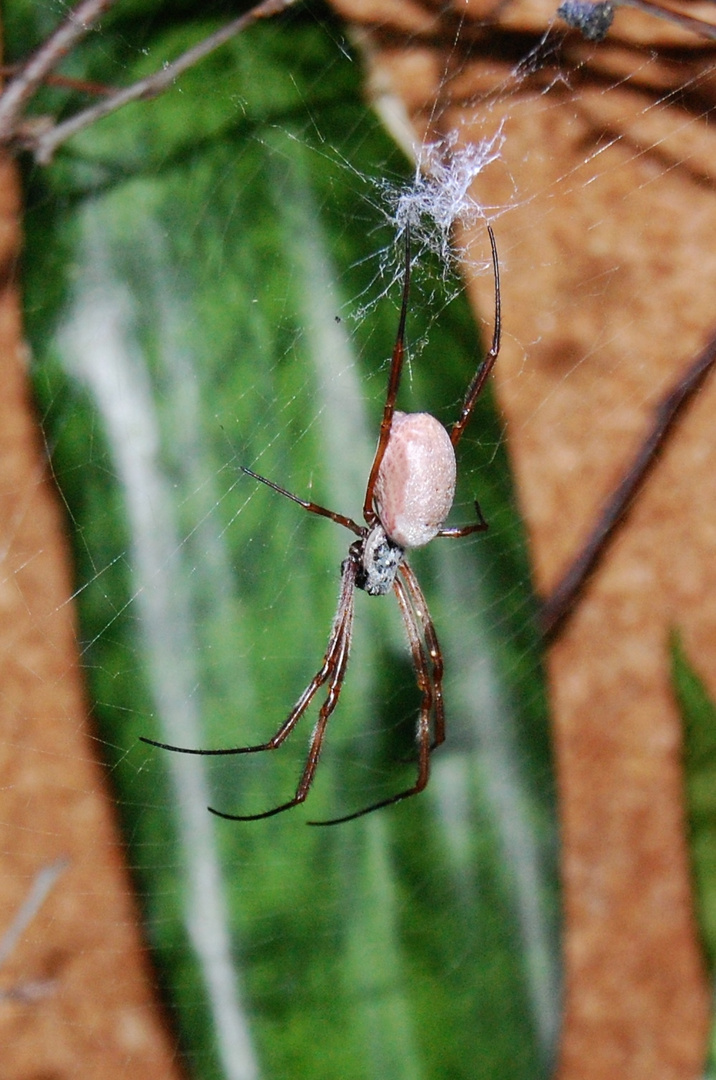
{"left": 0, "top": 64, "right": 114, "bottom": 97}
{"left": 0, "top": 0, "right": 117, "bottom": 139}
{"left": 614, "top": 0, "right": 716, "bottom": 40}
{"left": 30, "top": 0, "right": 299, "bottom": 164}
{"left": 539, "top": 328, "right": 716, "bottom": 640}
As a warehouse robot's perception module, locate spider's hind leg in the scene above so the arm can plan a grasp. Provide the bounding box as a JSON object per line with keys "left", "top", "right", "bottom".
{"left": 309, "top": 560, "right": 442, "bottom": 826}
{"left": 397, "top": 560, "right": 445, "bottom": 753}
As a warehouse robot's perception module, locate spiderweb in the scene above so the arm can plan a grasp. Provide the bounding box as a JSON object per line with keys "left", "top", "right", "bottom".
{"left": 3, "top": 2, "right": 716, "bottom": 1079}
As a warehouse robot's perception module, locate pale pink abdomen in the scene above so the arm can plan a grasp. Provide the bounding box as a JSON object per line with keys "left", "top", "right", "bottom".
{"left": 374, "top": 411, "right": 457, "bottom": 548}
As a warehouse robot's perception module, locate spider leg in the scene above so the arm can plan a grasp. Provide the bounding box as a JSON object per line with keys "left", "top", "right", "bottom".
{"left": 437, "top": 499, "right": 489, "bottom": 539}
{"left": 309, "top": 560, "right": 442, "bottom": 826}
{"left": 208, "top": 556, "right": 357, "bottom": 821}
{"left": 362, "top": 223, "right": 412, "bottom": 526}
{"left": 398, "top": 560, "right": 445, "bottom": 750}
{"left": 139, "top": 617, "right": 343, "bottom": 758}
{"left": 450, "top": 225, "right": 501, "bottom": 449}
{"left": 242, "top": 466, "right": 362, "bottom": 536}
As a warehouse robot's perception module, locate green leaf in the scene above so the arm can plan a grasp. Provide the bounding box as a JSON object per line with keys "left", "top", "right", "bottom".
{"left": 672, "top": 632, "right": 716, "bottom": 973}
{"left": 672, "top": 634, "right": 716, "bottom": 1079}
{"left": 18, "top": 4, "right": 560, "bottom": 1078}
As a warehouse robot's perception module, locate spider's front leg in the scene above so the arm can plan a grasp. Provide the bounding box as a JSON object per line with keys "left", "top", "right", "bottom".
{"left": 449, "top": 224, "right": 501, "bottom": 449}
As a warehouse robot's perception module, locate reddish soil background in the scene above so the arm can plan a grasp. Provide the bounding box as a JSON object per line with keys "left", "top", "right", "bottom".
{"left": 330, "top": 0, "right": 716, "bottom": 1076}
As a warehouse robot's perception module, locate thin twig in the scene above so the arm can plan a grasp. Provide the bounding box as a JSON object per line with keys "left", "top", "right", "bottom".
{"left": 0, "top": 0, "right": 117, "bottom": 140}
{"left": 0, "top": 64, "right": 114, "bottom": 97}
{"left": 539, "top": 329, "right": 716, "bottom": 640}
{"left": 30, "top": 0, "right": 300, "bottom": 164}
{"left": 614, "top": 0, "right": 716, "bottom": 40}
{"left": 0, "top": 977, "right": 57, "bottom": 1003}
{"left": 0, "top": 858, "right": 69, "bottom": 971}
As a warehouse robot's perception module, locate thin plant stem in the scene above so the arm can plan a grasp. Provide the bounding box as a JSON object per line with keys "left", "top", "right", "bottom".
{"left": 0, "top": 0, "right": 117, "bottom": 139}
{"left": 30, "top": 0, "right": 299, "bottom": 164}
{"left": 0, "top": 64, "right": 114, "bottom": 97}
{"left": 614, "top": 0, "right": 716, "bottom": 39}
{"left": 0, "top": 858, "right": 68, "bottom": 971}
{"left": 540, "top": 329, "right": 716, "bottom": 639}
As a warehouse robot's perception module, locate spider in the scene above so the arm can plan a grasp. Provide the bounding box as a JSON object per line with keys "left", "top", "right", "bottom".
{"left": 141, "top": 224, "right": 500, "bottom": 826}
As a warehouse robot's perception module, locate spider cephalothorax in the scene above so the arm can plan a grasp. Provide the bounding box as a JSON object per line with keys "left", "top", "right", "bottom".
{"left": 351, "top": 526, "right": 403, "bottom": 597}
{"left": 142, "top": 224, "right": 501, "bottom": 825}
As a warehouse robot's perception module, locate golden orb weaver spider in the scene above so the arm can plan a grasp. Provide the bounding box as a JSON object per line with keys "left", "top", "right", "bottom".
{"left": 141, "top": 224, "right": 500, "bottom": 826}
